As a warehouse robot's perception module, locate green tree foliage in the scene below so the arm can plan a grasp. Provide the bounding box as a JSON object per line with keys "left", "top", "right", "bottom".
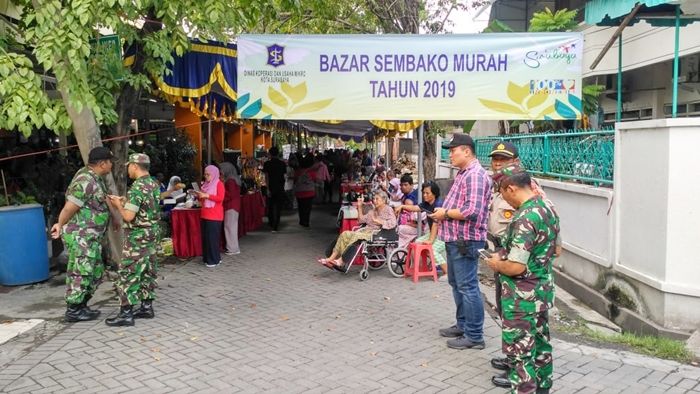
{"left": 528, "top": 7, "right": 579, "bottom": 33}
{"left": 0, "top": 0, "right": 407, "bottom": 143}
{"left": 582, "top": 84, "right": 605, "bottom": 116}
{"left": 1, "top": 0, "right": 317, "bottom": 139}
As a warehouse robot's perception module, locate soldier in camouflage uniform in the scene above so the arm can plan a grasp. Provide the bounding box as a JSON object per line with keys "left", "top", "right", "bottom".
{"left": 105, "top": 153, "right": 161, "bottom": 327}
{"left": 487, "top": 142, "right": 521, "bottom": 386}
{"left": 486, "top": 165, "right": 559, "bottom": 394}
{"left": 51, "top": 147, "right": 115, "bottom": 323}
{"left": 486, "top": 143, "right": 562, "bottom": 388}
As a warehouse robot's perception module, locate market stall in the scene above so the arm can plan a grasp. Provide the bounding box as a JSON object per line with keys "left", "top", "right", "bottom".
{"left": 170, "top": 191, "right": 265, "bottom": 258}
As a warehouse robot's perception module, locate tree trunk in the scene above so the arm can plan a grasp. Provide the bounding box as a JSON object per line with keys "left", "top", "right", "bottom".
{"left": 59, "top": 88, "right": 123, "bottom": 265}
{"left": 113, "top": 81, "right": 139, "bottom": 195}
{"left": 112, "top": 13, "right": 162, "bottom": 195}
{"left": 422, "top": 127, "right": 436, "bottom": 181}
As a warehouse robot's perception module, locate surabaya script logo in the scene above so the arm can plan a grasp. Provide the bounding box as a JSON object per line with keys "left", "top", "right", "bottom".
{"left": 524, "top": 43, "right": 577, "bottom": 69}
{"left": 267, "top": 44, "right": 285, "bottom": 68}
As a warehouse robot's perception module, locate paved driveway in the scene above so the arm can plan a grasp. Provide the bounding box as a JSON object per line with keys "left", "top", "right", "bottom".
{"left": 1, "top": 208, "right": 699, "bottom": 393}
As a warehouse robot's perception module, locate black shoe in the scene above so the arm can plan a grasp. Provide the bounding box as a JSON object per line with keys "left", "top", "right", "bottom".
{"left": 491, "top": 372, "right": 511, "bottom": 388}
{"left": 536, "top": 388, "right": 550, "bottom": 394}
{"left": 80, "top": 302, "right": 101, "bottom": 319}
{"left": 490, "top": 357, "right": 509, "bottom": 371}
{"left": 105, "top": 305, "right": 134, "bottom": 327}
{"left": 65, "top": 304, "right": 99, "bottom": 323}
{"left": 133, "top": 300, "right": 154, "bottom": 319}
{"left": 438, "top": 325, "right": 464, "bottom": 338}
{"left": 80, "top": 295, "right": 101, "bottom": 319}
{"left": 446, "top": 336, "right": 485, "bottom": 350}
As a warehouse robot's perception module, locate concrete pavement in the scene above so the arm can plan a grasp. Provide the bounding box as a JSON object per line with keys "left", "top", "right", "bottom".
{"left": 1, "top": 207, "right": 699, "bottom": 393}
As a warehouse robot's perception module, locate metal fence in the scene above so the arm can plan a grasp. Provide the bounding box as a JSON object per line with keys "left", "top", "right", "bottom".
{"left": 442, "top": 128, "right": 615, "bottom": 185}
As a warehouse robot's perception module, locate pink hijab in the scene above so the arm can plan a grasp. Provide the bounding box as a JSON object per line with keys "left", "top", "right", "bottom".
{"left": 201, "top": 165, "right": 220, "bottom": 208}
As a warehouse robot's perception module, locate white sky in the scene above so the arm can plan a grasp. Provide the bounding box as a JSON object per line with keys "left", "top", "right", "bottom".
{"left": 438, "top": 3, "right": 492, "bottom": 34}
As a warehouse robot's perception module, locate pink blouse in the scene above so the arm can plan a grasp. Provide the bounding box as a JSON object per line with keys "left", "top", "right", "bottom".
{"left": 359, "top": 204, "right": 397, "bottom": 230}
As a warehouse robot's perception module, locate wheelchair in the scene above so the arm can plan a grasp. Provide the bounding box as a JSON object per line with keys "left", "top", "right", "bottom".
{"left": 335, "top": 228, "right": 400, "bottom": 281}
{"left": 385, "top": 226, "right": 436, "bottom": 279}
{"left": 385, "top": 243, "right": 437, "bottom": 279}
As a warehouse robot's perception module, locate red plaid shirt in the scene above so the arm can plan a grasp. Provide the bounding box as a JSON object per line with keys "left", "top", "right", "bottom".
{"left": 439, "top": 160, "right": 492, "bottom": 242}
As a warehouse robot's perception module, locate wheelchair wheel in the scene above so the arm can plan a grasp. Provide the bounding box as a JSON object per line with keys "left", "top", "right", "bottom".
{"left": 359, "top": 269, "right": 369, "bottom": 281}
{"left": 366, "top": 246, "right": 387, "bottom": 270}
{"left": 387, "top": 248, "right": 407, "bottom": 278}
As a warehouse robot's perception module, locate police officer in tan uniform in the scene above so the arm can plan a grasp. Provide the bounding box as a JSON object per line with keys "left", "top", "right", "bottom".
{"left": 488, "top": 142, "right": 519, "bottom": 250}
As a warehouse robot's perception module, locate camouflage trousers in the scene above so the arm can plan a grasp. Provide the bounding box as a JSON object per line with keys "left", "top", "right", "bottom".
{"left": 115, "top": 229, "right": 158, "bottom": 306}
{"left": 64, "top": 233, "right": 104, "bottom": 305}
{"left": 502, "top": 310, "right": 552, "bottom": 394}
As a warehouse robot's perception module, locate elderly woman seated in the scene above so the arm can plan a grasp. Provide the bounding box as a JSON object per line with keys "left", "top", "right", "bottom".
{"left": 319, "top": 191, "right": 397, "bottom": 271}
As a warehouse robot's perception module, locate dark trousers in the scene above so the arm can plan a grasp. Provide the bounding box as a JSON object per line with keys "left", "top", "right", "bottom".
{"left": 268, "top": 192, "right": 285, "bottom": 231}
{"left": 297, "top": 196, "right": 313, "bottom": 227}
{"left": 200, "top": 219, "right": 222, "bottom": 265}
{"left": 323, "top": 181, "right": 332, "bottom": 203}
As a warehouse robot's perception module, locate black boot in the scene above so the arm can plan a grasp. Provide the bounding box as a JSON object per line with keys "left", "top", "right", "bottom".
{"left": 133, "top": 299, "right": 154, "bottom": 319}
{"left": 491, "top": 372, "right": 511, "bottom": 388}
{"left": 105, "top": 305, "right": 134, "bottom": 327}
{"left": 80, "top": 296, "right": 101, "bottom": 319}
{"left": 490, "top": 357, "right": 509, "bottom": 371}
{"left": 65, "top": 304, "right": 100, "bottom": 323}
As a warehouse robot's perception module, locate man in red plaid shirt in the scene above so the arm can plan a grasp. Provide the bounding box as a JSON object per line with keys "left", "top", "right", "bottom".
{"left": 429, "top": 133, "right": 492, "bottom": 350}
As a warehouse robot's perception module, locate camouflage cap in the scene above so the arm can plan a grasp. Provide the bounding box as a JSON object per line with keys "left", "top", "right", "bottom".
{"left": 493, "top": 164, "right": 526, "bottom": 187}
{"left": 126, "top": 153, "right": 150, "bottom": 165}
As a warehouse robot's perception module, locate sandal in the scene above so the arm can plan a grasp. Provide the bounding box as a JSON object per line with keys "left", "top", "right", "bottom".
{"left": 318, "top": 258, "right": 334, "bottom": 270}
{"left": 330, "top": 259, "right": 345, "bottom": 272}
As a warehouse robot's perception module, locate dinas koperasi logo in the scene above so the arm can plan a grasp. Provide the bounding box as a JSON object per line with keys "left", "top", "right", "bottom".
{"left": 267, "top": 44, "right": 285, "bottom": 67}
{"left": 524, "top": 43, "right": 577, "bottom": 69}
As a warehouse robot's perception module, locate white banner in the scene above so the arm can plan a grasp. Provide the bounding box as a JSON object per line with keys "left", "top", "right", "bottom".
{"left": 236, "top": 33, "right": 583, "bottom": 120}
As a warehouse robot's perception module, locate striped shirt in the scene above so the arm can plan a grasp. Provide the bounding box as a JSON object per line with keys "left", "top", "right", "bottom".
{"left": 439, "top": 160, "right": 492, "bottom": 242}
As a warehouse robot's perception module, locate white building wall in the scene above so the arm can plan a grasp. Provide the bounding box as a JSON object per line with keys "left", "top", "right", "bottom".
{"left": 614, "top": 118, "right": 700, "bottom": 330}
{"left": 538, "top": 180, "right": 613, "bottom": 269}
{"left": 581, "top": 21, "right": 700, "bottom": 78}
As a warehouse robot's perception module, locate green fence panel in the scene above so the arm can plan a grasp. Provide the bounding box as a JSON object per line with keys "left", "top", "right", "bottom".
{"left": 457, "top": 128, "right": 615, "bottom": 185}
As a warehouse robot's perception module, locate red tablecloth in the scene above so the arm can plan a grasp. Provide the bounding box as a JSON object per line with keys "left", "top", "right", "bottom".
{"left": 238, "top": 192, "right": 266, "bottom": 237}
{"left": 340, "top": 218, "right": 359, "bottom": 233}
{"left": 171, "top": 191, "right": 265, "bottom": 258}
{"left": 171, "top": 208, "right": 202, "bottom": 258}
{"left": 340, "top": 183, "right": 366, "bottom": 194}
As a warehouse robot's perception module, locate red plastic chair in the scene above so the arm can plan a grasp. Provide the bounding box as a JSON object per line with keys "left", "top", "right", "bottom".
{"left": 404, "top": 242, "right": 438, "bottom": 283}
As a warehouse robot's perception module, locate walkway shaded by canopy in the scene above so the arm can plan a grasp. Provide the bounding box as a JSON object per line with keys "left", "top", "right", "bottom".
{"left": 289, "top": 120, "right": 373, "bottom": 142}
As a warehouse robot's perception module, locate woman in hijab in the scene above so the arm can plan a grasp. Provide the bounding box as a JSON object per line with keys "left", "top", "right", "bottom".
{"left": 194, "top": 165, "right": 225, "bottom": 267}
{"left": 220, "top": 162, "right": 241, "bottom": 256}
{"left": 160, "top": 176, "right": 184, "bottom": 198}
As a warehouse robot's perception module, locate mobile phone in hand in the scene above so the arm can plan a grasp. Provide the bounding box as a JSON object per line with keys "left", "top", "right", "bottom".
{"left": 419, "top": 205, "right": 435, "bottom": 214}
{"left": 478, "top": 249, "right": 492, "bottom": 260}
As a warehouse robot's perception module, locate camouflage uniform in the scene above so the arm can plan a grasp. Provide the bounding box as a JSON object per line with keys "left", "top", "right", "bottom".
{"left": 115, "top": 174, "right": 161, "bottom": 306}
{"left": 500, "top": 195, "right": 559, "bottom": 394}
{"left": 63, "top": 167, "right": 109, "bottom": 305}
{"left": 489, "top": 179, "right": 557, "bottom": 315}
